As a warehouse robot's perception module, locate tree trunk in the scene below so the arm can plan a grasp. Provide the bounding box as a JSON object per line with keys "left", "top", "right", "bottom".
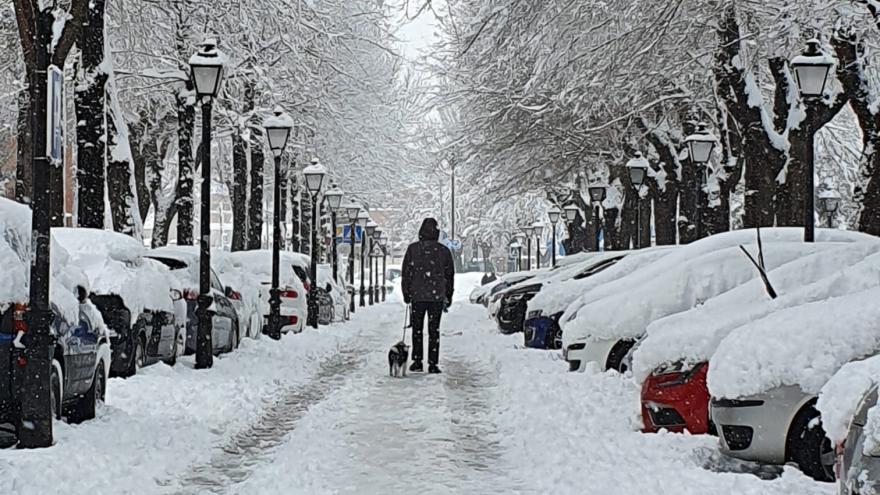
{"left": 300, "top": 185, "right": 312, "bottom": 257}
{"left": 247, "top": 127, "right": 264, "bottom": 249}
{"left": 231, "top": 131, "right": 248, "bottom": 251}
{"left": 105, "top": 73, "right": 143, "bottom": 239}
{"left": 636, "top": 117, "right": 681, "bottom": 246}
{"left": 603, "top": 207, "right": 621, "bottom": 250}
{"left": 15, "top": 86, "right": 32, "bottom": 204}
{"left": 290, "top": 175, "right": 300, "bottom": 251}
{"left": 175, "top": 88, "right": 195, "bottom": 245}
{"left": 279, "top": 157, "right": 288, "bottom": 249}
{"left": 74, "top": 0, "right": 108, "bottom": 228}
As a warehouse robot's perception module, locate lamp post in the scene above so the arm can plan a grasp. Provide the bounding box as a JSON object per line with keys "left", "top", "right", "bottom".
{"left": 345, "top": 200, "right": 360, "bottom": 313}
{"left": 379, "top": 234, "right": 388, "bottom": 301}
{"left": 589, "top": 185, "right": 607, "bottom": 251}
{"left": 563, "top": 204, "right": 579, "bottom": 254}
{"left": 263, "top": 106, "right": 293, "bottom": 340}
{"left": 626, "top": 152, "right": 649, "bottom": 249}
{"left": 303, "top": 158, "right": 327, "bottom": 328}
{"left": 189, "top": 40, "right": 226, "bottom": 369}
{"left": 532, "top": 221, "right": 544, "bottom": 269}
{"left": 356, "top": 210, "right": 369, "bottom": 307}
{"left": 819, "top": 190, "right": 841, "bottom": 229}
{"left": 548, "top": 207, "right": 561, "bottom": 267}
{"left": 365, "top": 219, "right": 377, "bottom": 305}
{"left": 372, "top": 228, "right": 382, "bottom": 303}
{"left": 522, "top": 226, "right": 534, "bottom": 270}
{"left": 791, "top": 39, "right": 833, "bottom": 243}
{"left": 514, "top": 233, "right": 525, "bottom": 271}
{"left": 324, "top": 184, "right": 344, "bottom": 282}
{"left": 684, "top": 123, "right": 718, "bottom": 241}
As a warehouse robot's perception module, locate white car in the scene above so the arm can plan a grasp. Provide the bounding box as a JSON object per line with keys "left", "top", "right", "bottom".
{"left": 562, "top": 228, "right": 873, "bottom": 374}
{"left": 228, "top": 250, "right": 309, "bottom": 334}
{"left": 708, "top": 253, "right": 880, "bottom": 481}
{"left": 318, "top": 263, "right": 350, "bottom": 321}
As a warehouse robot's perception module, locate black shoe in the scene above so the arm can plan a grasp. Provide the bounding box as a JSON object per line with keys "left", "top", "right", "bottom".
{"left": 409, "top": 361, "right": 423, "bottom": 373}
{"left": 428, "top": 364, "right": 442, "bottom": 374}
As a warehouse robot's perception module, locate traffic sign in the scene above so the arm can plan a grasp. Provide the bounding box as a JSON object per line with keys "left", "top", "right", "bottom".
{"left": 46, "top": 65, "right": 63, "bottom": 164}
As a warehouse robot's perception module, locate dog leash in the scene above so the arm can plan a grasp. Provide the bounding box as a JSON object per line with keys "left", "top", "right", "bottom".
{"left": 402, "top": 304, "right": 411, "bottom": 342}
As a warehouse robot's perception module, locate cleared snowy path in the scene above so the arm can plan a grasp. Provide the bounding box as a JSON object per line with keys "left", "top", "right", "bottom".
{"left": 2, "top": 274, "right": 838, "bottom": 494}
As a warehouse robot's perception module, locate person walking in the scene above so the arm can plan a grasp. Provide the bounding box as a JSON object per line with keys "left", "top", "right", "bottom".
{"left": 401, "top": 218, "right": 455, "bottom": 374}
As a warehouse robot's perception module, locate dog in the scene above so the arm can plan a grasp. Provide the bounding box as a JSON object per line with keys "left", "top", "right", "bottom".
{"left": 388, "top": 341, "right": 410, "bottom": 378}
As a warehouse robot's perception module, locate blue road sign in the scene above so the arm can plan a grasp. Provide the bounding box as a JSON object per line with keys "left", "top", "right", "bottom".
{"left": 337, "top": 224, "right": 364, "bottom": 244}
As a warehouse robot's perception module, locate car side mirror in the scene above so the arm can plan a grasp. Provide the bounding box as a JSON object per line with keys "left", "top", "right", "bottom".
{"left": 326, "top": 283, "right": 332, "bottom": 293}
{"left": 225, "top": 286, "right": 234, "bottom": 298}
{"left": 76, "top": 285, "right": 88, "bottom": 304}
{"left": 170, "top": 289, "right": 183, "bottom": 301}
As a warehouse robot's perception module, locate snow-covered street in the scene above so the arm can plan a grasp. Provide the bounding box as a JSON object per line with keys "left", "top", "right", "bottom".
{"left": 0, "top": 274, "right": 835, "bottom": 494}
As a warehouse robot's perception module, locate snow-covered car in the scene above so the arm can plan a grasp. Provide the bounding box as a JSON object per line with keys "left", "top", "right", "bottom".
{"left": 473, "top": 271, "right": 534, "bottom": 307}
{"left": 0, "top": 198, "right": 111, "bottom": 436}
{"left": 147, "top": 247, "right": 242, "bottom": 353}
{"left": 634, "top": 239, "right": 880, "bottom": 436}
{"left": 562, "top": 228, "right": 870, "bottom": 374}
{"left": 227, "top": 250, "right": 310, "bottom": 334}
{"left": 318, "top": 263, "right": 349, "bottom": 321}
{"left": 708, "top": 268, "right": 880, "bottom": 481}
{"left": 495, "top": 255, "right": 600, "bottom": 334}
{"left": 212, "top": 252, "right": 264, "bottom": 339}
{"left": 817, "top": 356, "right": 880, "bottom": 494}
{"left": 522, "top": 248, "right": 679, "bottom": 350}
{"left": 54, "top": 228, "right": 187, "bottom": 377}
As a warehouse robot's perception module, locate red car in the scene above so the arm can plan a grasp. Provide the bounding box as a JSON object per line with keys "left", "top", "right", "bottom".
{"left": 641, "top": 361, "right": 711, "bottom": 434}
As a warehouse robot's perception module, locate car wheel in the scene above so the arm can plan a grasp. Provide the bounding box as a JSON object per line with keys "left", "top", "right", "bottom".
{"left": 552, "top": 328, "right": 563, "bottom": 350}
{"left": 606, "top": 339, "right": 636, "bottom": 373}
{"left": 66, "top": 363, "right": 104, "bottom": 424}
{"left": 50, "top": 359, "right": 63, "bottom": 421}
{"left": 788, "top": 404, "right": 835, "bottom": 482}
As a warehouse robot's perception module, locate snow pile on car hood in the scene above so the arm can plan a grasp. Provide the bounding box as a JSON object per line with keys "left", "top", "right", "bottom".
{"left": 528, "top": 247, "right": 676, "bottom": 317}
{"left": 53, "top": 228, "right": 179, "bottom": 323}
{"left": 817, "top": 355, "right": 880, "bottom": 444}
{"left": 228, "top": 249, "right": 310, "bottom": 282}
{"left": 632, "top": 240, "right": 880, "bottom": 382}
{"left": 709, "top": 282, "right": 880, "bottom": 400}
{"left": 0, "top": 198, "right": 87, "bottom": 323}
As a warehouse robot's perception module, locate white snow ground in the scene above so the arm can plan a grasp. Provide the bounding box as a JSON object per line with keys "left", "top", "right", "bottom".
{"left": 1, "top": 274, "right": 833, "bottom": 495}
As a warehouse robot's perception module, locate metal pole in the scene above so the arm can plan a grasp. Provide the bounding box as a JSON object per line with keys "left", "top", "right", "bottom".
{"left": 526, "top": 237, "right": 532, "bottom": 271}
{"left": 308, "top": 193, "right": 319, "bottom": 328}
{"left": 805, "top": 132, "right": 816, "bottom": 243}
{"left": 20, "top": 15, "right": 54, "bottom": 447}
{"left": 195, "top": 99, "right": 214, "bottom": 369}
{"left": 374, "top": 253, "right": 379, "bottom": 302}
{"left": 381, "top": 249, "right": 387, "bottom": 301}
{"left": 368, "top": 238, "right": 374, "bottom": 306}
{"left": 268, "top": 154, "right": 282, "bottom": 340}
{"left": 827, "top": 213, "right": 833, "bottom": 229}
{"left": 535, "top": 235, "right": 541, "bottom": 269}
{"left": 695, "top": 167, "right": 702, "bottom": 241}
{"left": 359, "top": 233, "right": 366, "bottom": 307}
{"left": 331, "top": 211, "right": 338, "bottom": 282}
{"left": 636, "top": 196, "right": 641, "bottom": 249}
{"left": 594, "top": 205, "right": 602, "bottom": 251}
{"left": 349, "top": 221, "right": 356, "bottom": 313}
{"left": 552, "top": 224, "right": 557, "bottom": 267}
{"left": 451, "top": 161, "right": 455, "bottom": 242}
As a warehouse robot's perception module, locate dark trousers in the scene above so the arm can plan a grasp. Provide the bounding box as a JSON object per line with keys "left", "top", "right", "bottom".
{"left": 411, "top": 301, "right": 444, "bottom": 365}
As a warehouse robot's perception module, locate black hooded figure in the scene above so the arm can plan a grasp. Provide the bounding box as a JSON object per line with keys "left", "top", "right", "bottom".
{"left": 401, "top": 218, "right": 455, "bottom": 373}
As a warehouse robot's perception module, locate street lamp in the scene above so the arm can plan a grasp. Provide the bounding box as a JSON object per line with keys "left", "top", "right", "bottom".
{"left": 588, "top": 185, "right": 607, "bottom": 251}
{"left": 819, "top": 190, "right": 841, "bottom": 229}
{"left": 626, "top": 152, "right": 650, "bottom": 249}
{"left": 263, "top": 106, "right": 294, "bottom": 340}
{"left": 357, "top": 210, "right": 369, "bottom": 307}
{"left": 522, "top": 225, "right": 535, "bottom": 270}
{"left": 189, "top": 39, "right": 226, "bottom": 369}
{"left": 548, "top": 207, "right": 561, "bottom": 267}
{"left": 324, "top": 184, "right": 344, "bottom": 283}
{"left": 685, "top": 123, "right": 718, "bottom": 241}
{"left": 365, "top": 219, "right": 378, "bottom": 305}
{"left": 303, "top": 158, "right": 327, "bottom": 328}
{"left": 514, "top": 233, "right": 525, "bottom": 271}
{"left": 791, "top": 39, "right": 834, "bottom": 242}
{"left": 345, "top": 200, "right": 360, "bottom": 313}
{"left": 372, "top": 228, "right": 382, "bottom": 303}
{"left": 379, "top": 233, "right": 388, "bottom": 301}
{"left": 532, "top": 221, "right": 544, "bottom": 269}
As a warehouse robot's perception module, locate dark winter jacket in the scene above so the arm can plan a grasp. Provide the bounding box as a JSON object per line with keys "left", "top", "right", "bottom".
{"left": 401, "top": 218, "right": 455, "bottom": 304}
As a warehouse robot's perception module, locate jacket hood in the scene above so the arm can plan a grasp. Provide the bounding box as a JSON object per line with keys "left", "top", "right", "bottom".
{"left": 418, "top": 218, "right": 440, "bottom": 241}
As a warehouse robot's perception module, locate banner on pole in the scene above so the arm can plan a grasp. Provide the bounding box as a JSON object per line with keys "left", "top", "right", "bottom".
{"left": 46, "top": 65, "right": 63, "bottom": 164}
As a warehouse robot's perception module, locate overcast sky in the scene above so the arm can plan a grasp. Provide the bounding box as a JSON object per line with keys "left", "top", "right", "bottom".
{"left": 394, "top": 1, "right": 441, "bottom": 61}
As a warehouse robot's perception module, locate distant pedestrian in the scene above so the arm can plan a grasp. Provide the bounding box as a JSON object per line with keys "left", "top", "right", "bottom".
{"left": 401, "top": 218, "right": 454, "bottom": 374}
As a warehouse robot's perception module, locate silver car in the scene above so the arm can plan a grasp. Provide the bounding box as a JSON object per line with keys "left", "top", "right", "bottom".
{"left": 837, "top": 384, "right": 880, "bottom": 494}
{"left": 710, "top": 385, "right": 835, "bottom": 481}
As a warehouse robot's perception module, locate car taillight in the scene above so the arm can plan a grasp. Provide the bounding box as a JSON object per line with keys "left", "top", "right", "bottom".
{"left": 184, "top": 289, "right": 199, "bottom": 301}
{"left": 286, "top": 315, "right": 298, "bottom": 325}
{"left": 15, "top": 356, "right": 27, "bottom": 367}
{"left": 835, "top": 441, "right": 845, "bottom": 479}
{"left": 280, "top": 289, "right": 298, "bottom": 299}
{"left": 303, "top": 282, "right": 311, "bottom": 291}
{"left": 12, "top": 303, "right": 27, "bottom": 333}
{"left": 228, "top": 290, "right": 242, "bottom": 301}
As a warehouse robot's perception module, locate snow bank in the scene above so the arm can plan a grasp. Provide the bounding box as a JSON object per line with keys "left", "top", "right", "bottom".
{"left": 818, "top": 355, "right": 880, "bottom": 444}
{"left": 633, "top": 241, "right": 880, "bottom": 382}
{"left": 528, "top": 247, "right": 676, "bottom": 317}
{"left": 0, "top": 198, "right": 86, "bottom": 323}
{"left": 53, "top": 228, "right": 179, "bottom": 323}
{"left": 561, "top": 228, "right": 869, "bottom": 348}
{"left": 709, "top": 286, "right": 880, "bottom": 400}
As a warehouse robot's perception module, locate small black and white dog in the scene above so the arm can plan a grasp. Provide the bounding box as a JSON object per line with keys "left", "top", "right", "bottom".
{"left": 388, "top": 341, "right": 410, "bottom": 378}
